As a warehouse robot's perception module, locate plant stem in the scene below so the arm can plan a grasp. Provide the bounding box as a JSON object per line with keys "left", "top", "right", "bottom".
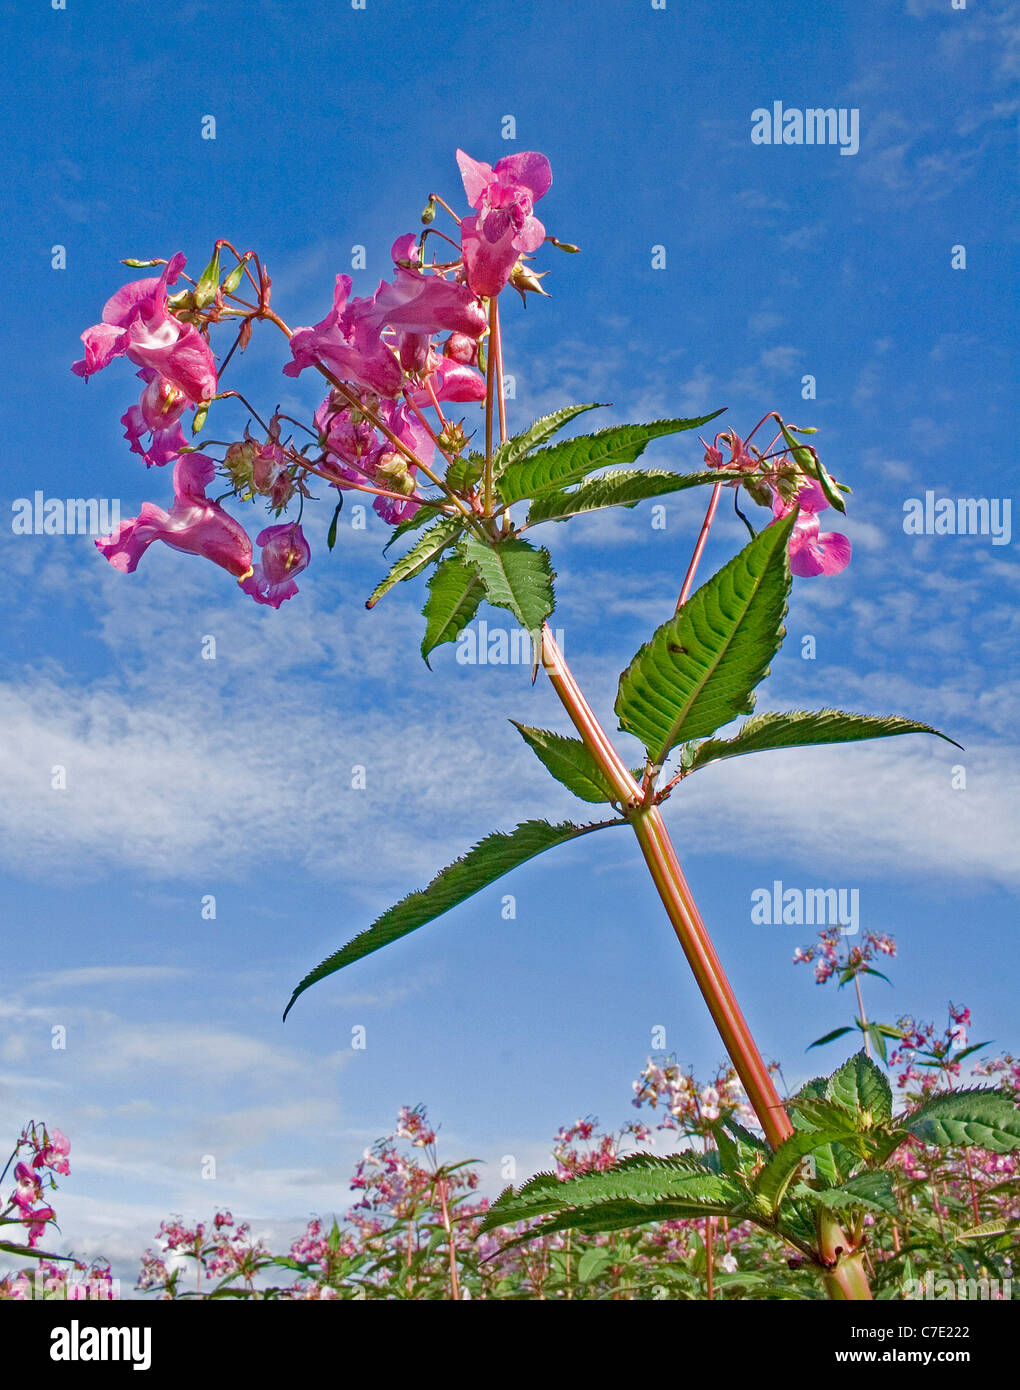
{"left": 483, "top": 299, "right": 497, "bottom": 514}
{"left": 816, "top": 1211, "right": 873, "bottom": 1300}
{"left": 676, "top": 482, "right": 723, "bottom": 613}
{"left": 540, "top": 626, "right": 792, "bottom": 1150}
{"left": 853, "top": 971, "right": 872, "bottom": 1060}
{"left": 435, "top": 1176, "right": 461, "bottom": 1302}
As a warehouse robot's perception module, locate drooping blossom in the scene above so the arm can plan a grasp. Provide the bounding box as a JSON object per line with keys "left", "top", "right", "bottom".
{"left": 95, "top": 454, "right": 253, "bottom": 579}
{"left": 73, "top": 253, "right": 217, "bottom": 404}
{"left": 12, "top": 1162, "right": 43, "bottom": 1210}
{"left": 241, "top": 522, "right": 311, "bottom": 608}
{"left": 771, "top": 478, "right": 851, "bottom": 577}
{"left": 284, "top": 275, "right": 405, "bottom": 397}
{"left": 31, "top": 1127, "right": 71, "bottom": 1176}
{"left": 284, "top": 239, "right": 484, "bottom": 399}
{"left": 457, "top": 149, "right": 553, "bottom": 296}
{"left": 315, "top": 394, "right": 435, "bottom": 526}
{"left": 120, "top": 369, "right": 190, "bottom": 468}
{"left": 371, "top": 235, "right": 486, "bottom": 346}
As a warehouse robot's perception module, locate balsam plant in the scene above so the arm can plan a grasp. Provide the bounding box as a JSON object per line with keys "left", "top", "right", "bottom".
{"left": 72, "top": 148, "right": 1020, "bottom": 1300}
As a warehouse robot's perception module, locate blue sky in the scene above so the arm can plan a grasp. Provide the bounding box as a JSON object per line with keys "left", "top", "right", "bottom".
{"left": 1, "top": 0, "right": 1017, "bottom": 1287}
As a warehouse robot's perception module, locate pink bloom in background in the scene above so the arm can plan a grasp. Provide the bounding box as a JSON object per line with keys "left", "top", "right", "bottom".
{"left": 457, "top": 149, "right": 552, "bottom": 296}
{"left": 12, "top": 1162, "right": 42, "bottom": 1209}
{"left": 25, "top": 1207, "right": 56, "bottom": 1249}
{"left": 241, "top": 522, "right": 311, "bottom": 609}
{"left": 73, "top": 253, "right": 217, "bottom": 404}
{"left": 771, "top": 478, "right": 851, "bottom": 578}
{"left": 32, "top": 1128, "right": 70, "bottom": 1176}
{"left": 96, "top": 454, "right": 253, "bottom": 579}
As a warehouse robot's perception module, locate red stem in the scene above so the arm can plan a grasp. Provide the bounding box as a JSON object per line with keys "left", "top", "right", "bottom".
{"left": 676, "top": 481, "right": 723, "bottom": 613}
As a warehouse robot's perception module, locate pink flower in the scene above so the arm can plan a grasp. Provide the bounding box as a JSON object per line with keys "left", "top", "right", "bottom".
{"left": 284, "top": 275, "right": 403, "bottom": 397}
{"left": 241, "top": 522, "right": 311, "bottom": 609}
{"left": 96, "top": 454, "right": 253, "bottom": 579}
{"left": 121, "top": 371, "right": 190, "bottom": 468}
{"left": 286, "top": 241, "right": 484, "bottom": 399}
{"left": 12, "top": 1162, "right": 42, "bottom": 1209}
{"left": 457, "top": 149, "right": 552, "bottom": 296}
{"left": 32, "top": 1129, "right": 70, "bottom": 1176}
{"left": 771, "top": 479, "right": 851, "bottom": 578}
{"left": 24, "top": 1206, "right": 56, "bottom": 1248}
{"left": 371, "top": 235, "right": 487, "bottom": 342}
{"left": 73, "top": 254, "right": 217, "bottom": 403}
{"left": 405, "top": 354, "right": 486, "bottom": 407}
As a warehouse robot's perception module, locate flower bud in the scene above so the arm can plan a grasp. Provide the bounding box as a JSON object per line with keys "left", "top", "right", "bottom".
{"left": 743, "top": 475, "right": 774, "bottom": 508}
{"left": 193, "top": 249, "right": 222, "bottom": 309}
{"left": 224, "top": 440, "right": 257, "bottom": 491}
{"left": 375, "top": 451, "right": 416, "bottom": 496}
{"left": 221, "top": 259, "right": 248, "bottom": 295}
{"left": 508, "top": 260, "right": 551, "bottom": 298}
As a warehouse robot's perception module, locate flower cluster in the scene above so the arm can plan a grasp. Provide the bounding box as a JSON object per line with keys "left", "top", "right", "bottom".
{"left": 704, "top": 418, "right": 851, "bottom": 577}
{"left": 632, "top": 1059, "right": 759, "bottom": 1137}
{"left": 793, "top": 926, "right": 896, "bottom": 985}
{"left": 75, "top": 150, "right": 556, "bottom": 608}
{"left": 890, "top": 1004, "right": 975, "bottom": 1095}
{"left": 552, "top": 1116, "right": 651, "bottom": 1179}
{"left": 0, "top": 1123, "right": 70, "bottom": 1251}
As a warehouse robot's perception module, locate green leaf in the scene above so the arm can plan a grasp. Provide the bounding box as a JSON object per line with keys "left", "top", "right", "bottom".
{"left": 525, "top": 468, "right": 736, "bottom": 526}
{"left": 510, "top": 723, "right": 617, "bottom": 804}
{"left": 496, "top": 413, "right": 724, "bottom": 505}
{"left": 445, "top": 452, "right": 484, "bottom": 494}
{"left": 326, "top": 496, "right": 344, "bottom": 551}
{"left": 688, "top": 709, "right": 961, "bottom": 772}
{"left": 956, "top": 1218, "right": 1020, "bottom": 1242}
{"left": 827, "top": 1050, "right": 893, "bottom": 1126}
{"left": 491, "top": 403, "right": 609, "bottom": 477}
{"left": 866, "top": 1023, "right": 890, "bottom": 1065}
{"left": 576, "top": 1246, "right": 613, "bottom": 1282}
{"left": 0, "top": 1240, "right": 74, "bottom": 1261}
{"left": 365, "top": 517, "right": 463, "bottom": 609}
{"left": 477, "top": 1153, "right": 746, "bottom": 1249}
{"left": 753, "top": 1125, "right": 860, "bottom": 1215}
{"left": 283, "top": 818, "right": 621, "bottom": 1019}
{"left": 808, "top": 1026, "right": 854, "bottom": 1050}
{"left": 902, "top": 1089, "right": 1020, "bottom": 1153}
{"left": 615, "top": 513, "right": 795, "bottom": 763}
{"left": 420, "top": 556, "right": 485, "bottom": 665}
{"left": 460, "top": 535, "right": 555, "bottom": 637}
{"left": 798, "top": 1171, "right": 898, "bottom": 1217}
